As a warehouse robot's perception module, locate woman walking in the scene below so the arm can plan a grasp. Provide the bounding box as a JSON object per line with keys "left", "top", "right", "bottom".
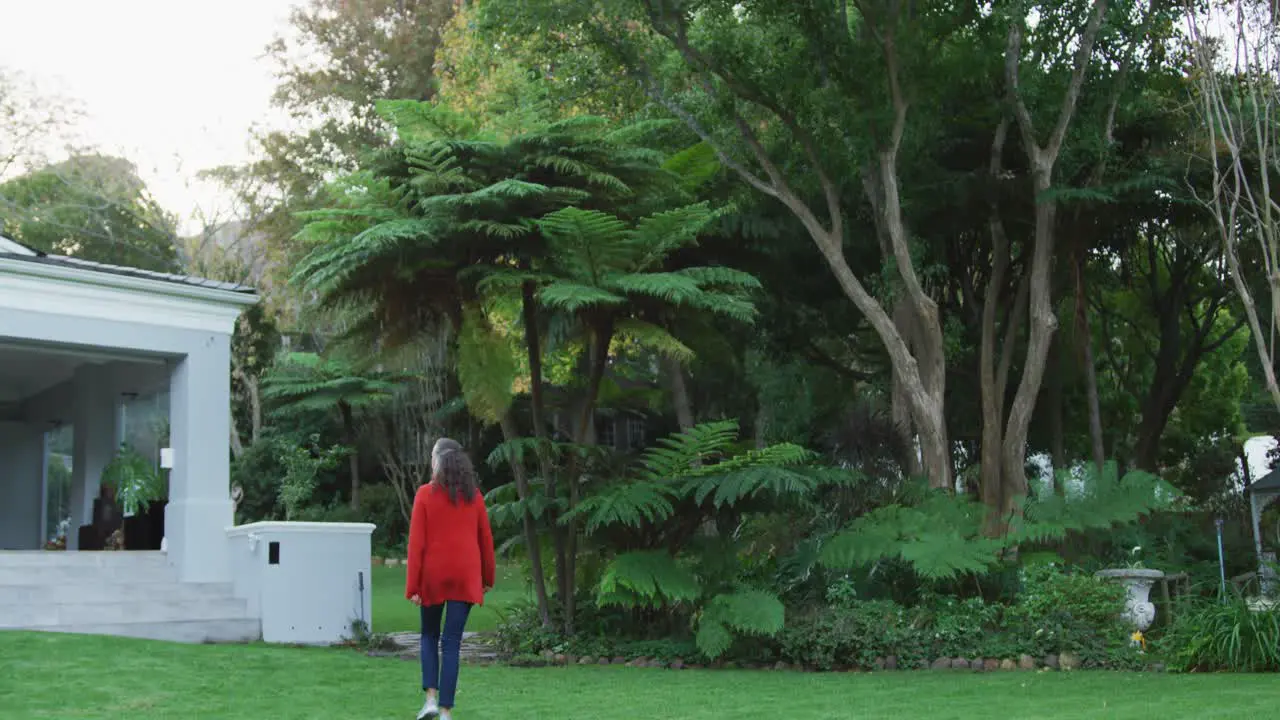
{"left": 406, "top": 438, "right": 495, "bottom": 720}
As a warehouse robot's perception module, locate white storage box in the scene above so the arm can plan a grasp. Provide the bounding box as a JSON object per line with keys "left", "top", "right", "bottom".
{"left": 226, "top": 521, "right": 375, "bottom": 644}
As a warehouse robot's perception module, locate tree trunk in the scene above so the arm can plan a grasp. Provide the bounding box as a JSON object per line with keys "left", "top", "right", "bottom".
{"left": 1073, "top": 243, "right": 1106, "bottom": 471}
{"left": 1001, "top": 0, "right": 1108, "bottom": 517}
{"left": 499, "top": 412, "right": 553, "bottom": 629}
{"left": 1132, "top": 372, "right": 1185, "bottom": 472}
{"left": 339, "top": 400, "right": 361, "bottom": 510}
{"left": 663, "top": 356, "right": 695, "bottom": 430}
{"left": 520, "top": 282, "right": 563, "bottom": 626}
{"left": 1047, "top": 339, "right": 1065, "bottom": 485}
{"left": 562, "top": 316, "right": 617, "bottom": 635}
{"left": 1000, "top": 171, "right": 1060, "bottom": 520}
{"left": 892, "top": 302, "right": 925, "bottom": 478}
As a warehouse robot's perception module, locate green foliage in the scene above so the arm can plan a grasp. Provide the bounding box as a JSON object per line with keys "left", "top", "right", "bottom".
{"left": 697, "top": 589, "right": 786, "bottom": 659}
{"left": 1011, "top": 564, "right": 1128, "bottom": 630}
{"left": 1162, "top": 594, "right": 1280, "bottom": 673}
{"left": 456, "top": 306, "right": 518, "bottom": 424}
{"left": 566, "top": 420, "right": 848, "bottom": 538}
{"left": 597, "top": 551, "right": 701, "bottom": 608}
{"left": 100, "top": 444, "right": 165, "bottom": 516}
{"left": 822, "top": 463, "right": 1178, "bottom": 580}
{"left": 277, "top": 436, "right": 347, "bottom": 520}
{"left": 774, "top": 566, "right": 1137, "bottom": 670}
{"left": 534, "top": 204, "right": 759, "bottom": 329}
{"left": 0, "top": 154, "right": 179, "bottom": 272}
{"left": 777, "top": 601, "right": 926, "bottom": 670}
{"left": 262, "top": 352, "right": 402, "bottom": 417}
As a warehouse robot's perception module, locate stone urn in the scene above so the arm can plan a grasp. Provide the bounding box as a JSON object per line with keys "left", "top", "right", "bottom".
{"left": 1095, "top": 568, "right": 1164, "bottom": 631}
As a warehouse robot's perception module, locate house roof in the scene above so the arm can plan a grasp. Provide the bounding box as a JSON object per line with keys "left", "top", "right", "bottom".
{"left": 1251, "top": 468, "right": 1280, "bottom": 494}
{"left": 0, "top": 234, "right": 255, "bottom": 295}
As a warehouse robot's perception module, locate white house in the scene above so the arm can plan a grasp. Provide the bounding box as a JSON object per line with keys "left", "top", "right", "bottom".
{"left": 0, "top": 236, "right": 372, "bottom": 643}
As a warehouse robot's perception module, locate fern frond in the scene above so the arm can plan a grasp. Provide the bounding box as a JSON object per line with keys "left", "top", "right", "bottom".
{"left": 456, "top": 306, "right": 517, "bottom": 424}
{"left": 637, "top": 420, "right": 741, "bottom": 481}
{"left": 676, "top": 266, "right": 763, "bottom": 291}
{"left": 695, "top": 589, "right": 785, "bottom": 659}
{"left": 695, "top": 620, "right": 734, "bottom": 659}
{"left": 613, "top": 319, "right": 695, "bottom": 364}
{"left": 537, "top": 281, "right": 627, "bottom": 313}
{"left": 596, "top": 550, "right": 701, "bottom": 608}
{"left": 608, "top": 272, "right": 705, "bottom": 304}
{"left": 483, "top": 484, "right": 563, "bottom": 528}
{"left": 662, "top": 143, "right": 721, "bottom": 189}
{"left": 562, "top": 481, "right": 678, "bottom": 533}
{"left": 707, "top": 589, "right": 785, "bottom": 635}
{"left": 686, "top": 464, "right": 819, "bottom": 508}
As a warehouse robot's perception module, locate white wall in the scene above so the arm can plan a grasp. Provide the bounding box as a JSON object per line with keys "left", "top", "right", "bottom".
{"left": 0, "top": 422, "right": 45, "bottom": 550}
{"left": 227, "top": 522, "right": 374, "bottom": 644}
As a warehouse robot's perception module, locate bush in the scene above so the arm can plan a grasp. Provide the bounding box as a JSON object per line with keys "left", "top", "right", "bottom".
{"left": 1162, "top": 594, "right": 1280, "bottom": 672}
{"left": 1003, "top": 564, "right": 1141, "bottom": 668}
{"left": 777, "top": 601, "right": 927, "bottom": 670}
{"left": 1013, "top": 564, "right": 1128, "bottom": 628}
{"left": 359, "top": 483, "right": 408, "bottom": 553}
{"left": 492, "top": 602, "right": 563, "bottom": 658}
{"left": 919, "top": 595, "right": 1000, "bottom": 659}
{"left": 772, "top": 565, "right": 1142, "bottom": 670}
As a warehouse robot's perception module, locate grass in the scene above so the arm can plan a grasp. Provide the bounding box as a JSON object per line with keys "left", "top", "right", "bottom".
{"left": 371, "top": 562, "right": 526, "bottom": 634}
{"left": 1, "top": 632, "right": 1277, "bottom": 719}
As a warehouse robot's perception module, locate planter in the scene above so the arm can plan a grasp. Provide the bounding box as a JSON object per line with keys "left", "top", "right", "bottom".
{"left": 1095, "top": 568, "right": 1164, "bottom": 631}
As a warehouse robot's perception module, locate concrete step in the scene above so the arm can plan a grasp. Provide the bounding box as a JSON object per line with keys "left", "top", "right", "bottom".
{"left": 31, "top": 618, "right": 261, "bottom": 643}
{"left": 0, "top": 566, "right": 179, "bottom": 585}
{"left": 0, "top": 551, "right": 170, "bottom": 568}
{"left": 0, "top": 581, "right": 231, "bottom": 605}
{"left": 0, "top": 551, "right": 260, "bottom": 644}
{"left": 0, "top": 596, "right": 251, "bottom": 628}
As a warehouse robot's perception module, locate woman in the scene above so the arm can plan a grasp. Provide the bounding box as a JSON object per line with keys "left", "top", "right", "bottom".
{"left": 406, "top": 438, "right": 495, "bottom": 720}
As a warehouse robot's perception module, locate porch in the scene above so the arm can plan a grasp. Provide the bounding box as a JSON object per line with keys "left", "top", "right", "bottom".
{"left": 0, "top": 237, "right": 261, "bottom": 641}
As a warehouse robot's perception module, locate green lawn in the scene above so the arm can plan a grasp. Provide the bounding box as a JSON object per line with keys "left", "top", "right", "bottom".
{"left": 372, "top": 563, "right": 526, "bottom": 634}
{"left": 1, "top": 632, "right": 1277, "bottom": 719}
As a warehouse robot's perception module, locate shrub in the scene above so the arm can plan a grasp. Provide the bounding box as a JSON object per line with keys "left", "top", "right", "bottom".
{"left": 1162, "top": 594, "right": 1280, "bottom": 673}
{"left": 777, "top": 601, "right": 927, "bottom": 670}
{"left": 1013, "top": 564, "right": 1128, "bottom": 628}
{"left": 1004, "top": 564, "right": 1140, "bottom": 666}
{"left": 919, "top": 595, "right": 1000, "bottom": 659}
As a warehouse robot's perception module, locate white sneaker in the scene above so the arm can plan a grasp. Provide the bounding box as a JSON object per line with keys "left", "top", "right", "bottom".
{"left": 416, "top": 696, "right": 439, "bottom": 719}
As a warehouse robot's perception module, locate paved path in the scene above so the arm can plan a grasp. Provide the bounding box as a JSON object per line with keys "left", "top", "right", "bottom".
{"left": 387, "top": 631, "right": 498, "bottom": 663}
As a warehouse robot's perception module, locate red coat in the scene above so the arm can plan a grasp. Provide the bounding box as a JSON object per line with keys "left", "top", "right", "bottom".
{"left": 405, "top": 482, "right": 496, "bottom": 607}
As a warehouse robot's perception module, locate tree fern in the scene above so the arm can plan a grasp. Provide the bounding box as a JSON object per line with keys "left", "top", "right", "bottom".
{"left": 537, "top": 281, "right": 627, "bottom": 313}
{"left": 820, "top": 463, "right": 1179, "bottom": 580}
{"left": 696, "top": 588, "right": 786, "bottom": 659}
{"left": 562, "top": 482, "right": 679, "bottom": 533}
{"left": 637, "top": 420, "right": 741, "bottom": 481}
{"left": 596, "top": 550, "right": 701, "bottom": 608}
{"left": 484, "top": 482, "right": 563, "bottom": 527}
{"left": 455, "top": 306, "right": 517, "bottom": 424}
{"left": 612, "top": 318, "right": 695, "bottom": 364}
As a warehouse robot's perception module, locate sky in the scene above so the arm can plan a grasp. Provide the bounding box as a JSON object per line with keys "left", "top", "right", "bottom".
{"left": 0, "top": 0, "right": 298, "bottom": 233}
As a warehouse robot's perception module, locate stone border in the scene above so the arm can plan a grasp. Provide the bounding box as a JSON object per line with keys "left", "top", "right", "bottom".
{"left": 497, "top": 651, "right": 1166, "bottom": 673}
{"left": 372, "top": 557, "right": 410, "bottom": 567}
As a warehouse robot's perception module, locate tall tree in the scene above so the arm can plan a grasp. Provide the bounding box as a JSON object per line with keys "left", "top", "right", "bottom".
{"left": 1185, "top": 0, "right": 1280, "bottom": 412}
{"left": 1, "top": 154, "right": 180, "bottom": 272}
{"left": 262, "top": 352, "right": 403, "bottom": 509}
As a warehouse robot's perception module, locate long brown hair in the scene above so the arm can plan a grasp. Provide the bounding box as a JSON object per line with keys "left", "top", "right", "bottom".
{"left": 431, "top": 437, "right": 478, "bottom": 505}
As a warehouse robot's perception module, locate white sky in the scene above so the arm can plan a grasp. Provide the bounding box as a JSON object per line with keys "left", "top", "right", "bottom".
{"left": 0, "top": 0, "right": 298, "bottom": 233}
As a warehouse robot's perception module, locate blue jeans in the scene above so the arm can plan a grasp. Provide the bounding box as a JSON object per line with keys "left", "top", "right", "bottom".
{"left": 420, "top": 601, "right": 472, "bottom": 708}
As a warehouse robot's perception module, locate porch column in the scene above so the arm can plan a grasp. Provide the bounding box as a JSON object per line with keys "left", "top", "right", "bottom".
{"left": 0, "top": 422, "right": 45, "bottom": 550}
{"left": 166, "top": 333, "right": 234, "bottom": 583}
{"left": 68, "top": 364, "right": 117, "bottom": 550}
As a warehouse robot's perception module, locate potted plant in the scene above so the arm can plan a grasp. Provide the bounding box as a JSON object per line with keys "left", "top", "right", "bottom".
{"left": 1095, "top": 546, "right": 1164, "bottom": 631}
{"left": 101, "top": 443, "right": 166, "bottom": 550}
